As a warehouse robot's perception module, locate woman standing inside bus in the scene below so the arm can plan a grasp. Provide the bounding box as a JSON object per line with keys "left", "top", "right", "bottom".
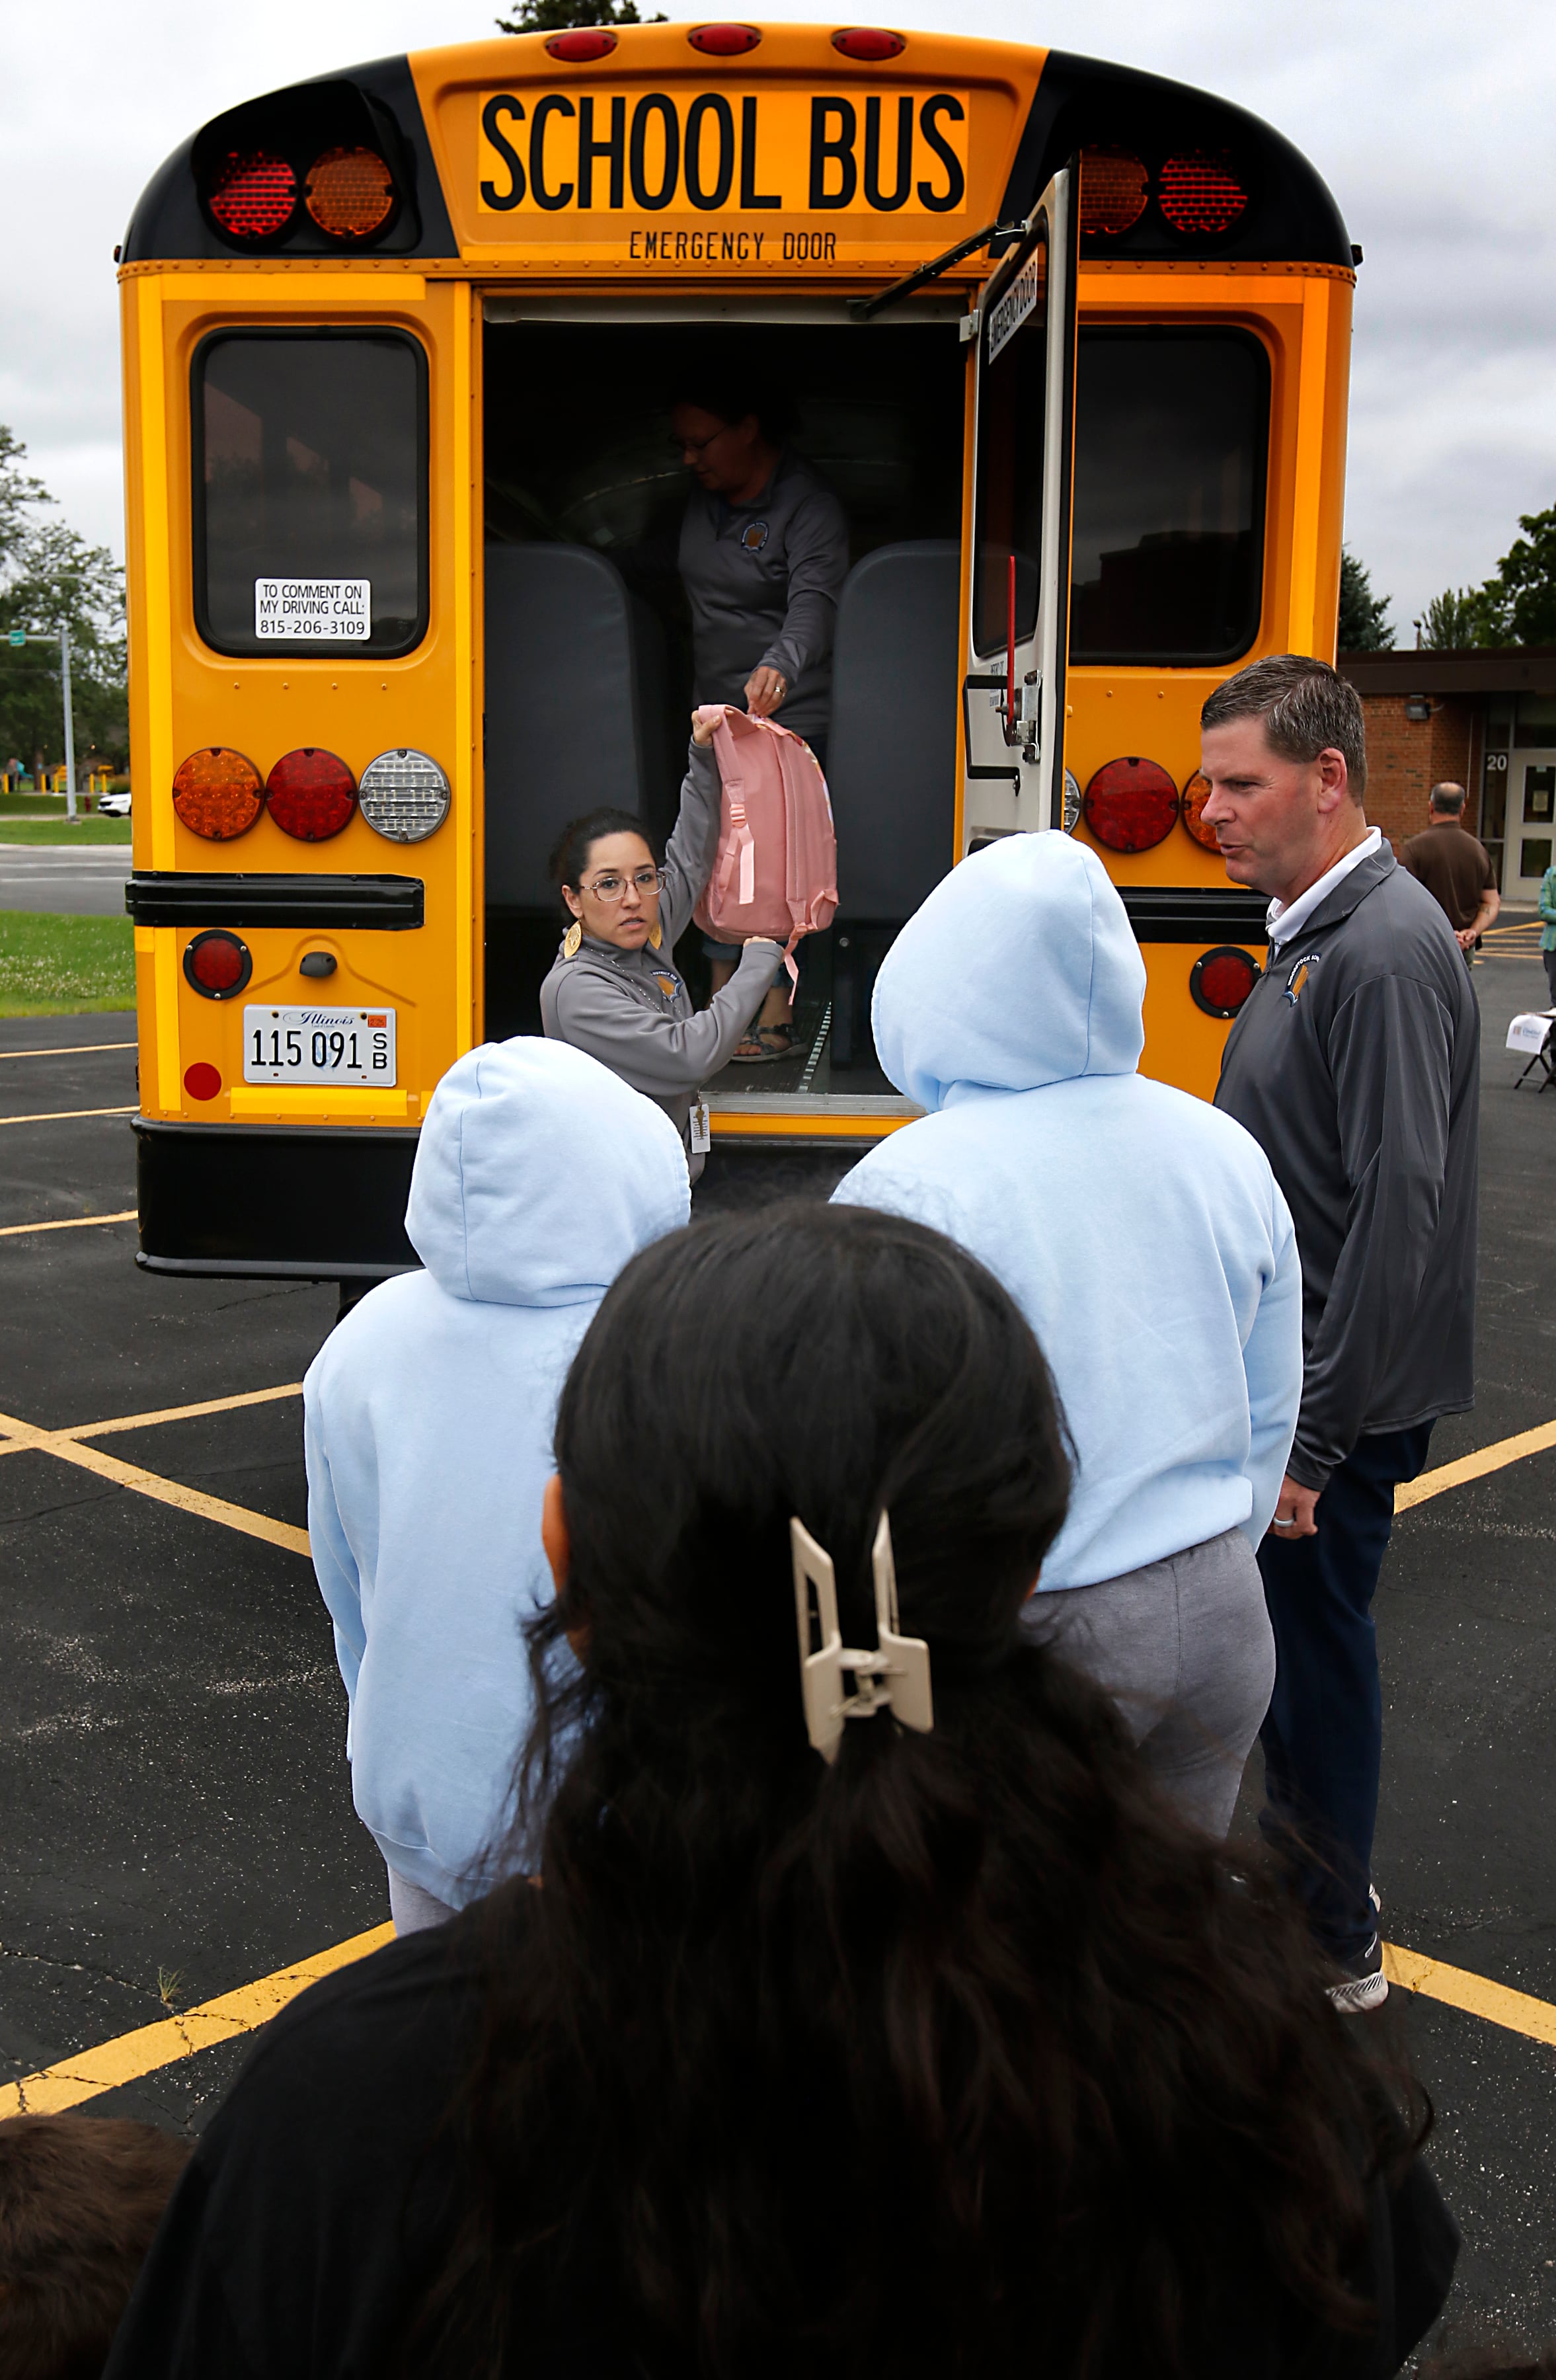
{"left": 672, "top": 371, "right": 848, "bottom": 1060}
{"left": 539, "top": 713, "right": 782, "bottom": 1180}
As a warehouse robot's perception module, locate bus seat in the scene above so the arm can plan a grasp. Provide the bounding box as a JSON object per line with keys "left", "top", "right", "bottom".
{"left": 484, "top": 543, "right": 660, "bottom": 908}
{"left": 825, "top": 539, "right": 961, "bottom": 922}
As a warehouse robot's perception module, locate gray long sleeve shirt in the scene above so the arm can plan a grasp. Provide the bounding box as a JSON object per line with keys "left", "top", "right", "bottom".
{"left": 678, "top": 451, "right": 849, "bottom": 741}
{"left": 1214, "top": 846, "right": 1479, "bottom": 1491}
{"left": 539, "top": 740, "right": 782, "bottom": 1178}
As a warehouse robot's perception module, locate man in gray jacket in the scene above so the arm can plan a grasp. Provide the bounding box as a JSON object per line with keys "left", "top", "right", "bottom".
{"left": 1202, "top": 654, "right": 1479, "bottom": 2013}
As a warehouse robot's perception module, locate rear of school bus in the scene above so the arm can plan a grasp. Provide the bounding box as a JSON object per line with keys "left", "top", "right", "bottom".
{"left": 120, "top": 23, "right": 1352, "bottom": 1283}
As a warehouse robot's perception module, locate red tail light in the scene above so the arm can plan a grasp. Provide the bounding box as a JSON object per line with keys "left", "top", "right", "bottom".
{"left": 207, "top": 151, "right": 297, "bottom": 240}
{"left": 1159, "top": 151, "right": 1249, "bottom": 237}
{"left": 183, "top": 930, "right": 253, "bottom": 1001}
{"left": 304, "top": 147, "right": 396, "bottom": 240}
{"left": 832, "top": 26, "right": 906, "bottom": 57}
{"left": 1083, "top": 758, "right": 1180, "bottom": 853}
{"left": 173, "top": 747, "right": 263, "bottom": 841}
{"left": 545, "top": 28, "right": 616, "bottom": 58}
{"left": 1181, "top": 770, "right": 1222, "bottom": 852}
{"left": 1190, "top": 946, "right": 1261, "bottom": 1018}
{"left": 1079, "top": 146, "right": 1148, "bottom": 237}
{"left": 265, "top": 748, "right": 356, "bottom": 841}
{"left": 688, "top": 23, "right": 761, "bottom": 52}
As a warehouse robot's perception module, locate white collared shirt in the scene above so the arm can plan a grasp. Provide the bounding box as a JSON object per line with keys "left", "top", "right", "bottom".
{"left": 1266, "top": 827, "right": 1382, "bottom": 949}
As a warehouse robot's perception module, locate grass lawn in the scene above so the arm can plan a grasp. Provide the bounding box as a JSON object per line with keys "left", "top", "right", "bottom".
{"left": 0, "top": 911, "right": 136, "bottom": 1016}
{"left": 0, "top": 816, "right": 132, "bottom": 845}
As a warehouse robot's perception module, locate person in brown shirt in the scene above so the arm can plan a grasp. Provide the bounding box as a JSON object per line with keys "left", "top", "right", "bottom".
{"left": 1399, "top": 783, "right": 1499, "bottom": 959}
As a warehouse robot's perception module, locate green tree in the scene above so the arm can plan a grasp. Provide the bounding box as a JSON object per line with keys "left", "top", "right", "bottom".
{"left": 1337, "top": 549, "right": 1395, "bottom": 651}
{"left": 0, "top": 425, "right": 50, "bottom": 573}
{"left": 495, "top": 0, "right": 664, "bottom": 31}
{"left": 0, "top": 428, "right": 128, "bottom": 781}
{"left": 1473, "top": 504, "right": 1556, "bottom": 647}
{"left": 1416, "top": 586, "right": 1489, "bottom": 650}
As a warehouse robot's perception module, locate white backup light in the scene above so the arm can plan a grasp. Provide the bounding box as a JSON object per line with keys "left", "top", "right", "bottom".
{"left": 358, "top": 748, "right": 451, "bottom": 842}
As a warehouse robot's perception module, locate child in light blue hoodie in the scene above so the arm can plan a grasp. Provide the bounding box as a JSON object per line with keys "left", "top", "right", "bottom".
{"left": 832, "top": 832, "right": 1302, "bottom": 1837}
{"left": 304, "top": 1037, "right": 690, "bottom": 1931}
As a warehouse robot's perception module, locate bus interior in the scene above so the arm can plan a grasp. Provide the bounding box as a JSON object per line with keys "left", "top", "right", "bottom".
{"left": 480, "top": 307, "right": 966, "bottom": 1103}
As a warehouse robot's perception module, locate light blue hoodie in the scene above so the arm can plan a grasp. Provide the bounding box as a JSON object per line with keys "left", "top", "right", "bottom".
{"left": 303, "top": 1037, "right": 689, "bottom": 1906}
{"left": 832, "top": 834, "right": 1302, "bottom": 1590}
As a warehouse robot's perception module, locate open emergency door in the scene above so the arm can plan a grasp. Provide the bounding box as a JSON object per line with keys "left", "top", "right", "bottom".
{"left": 961, "top": 166, "right": 1077, "bottom": 847}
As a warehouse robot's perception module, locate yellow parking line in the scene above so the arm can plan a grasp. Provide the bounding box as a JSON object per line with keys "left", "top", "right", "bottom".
{"left": 0, "top": 1923, "right": 394, "bottom": 2119}
{"left": 0, "top": 1209, "right": 137, "bottom": 1238}
{"left": 1385, "top": 1944, "right": 1556, "bottom": 2049}
{"left": 1396, "top": 1418, "right": 1556, "bottom": 1511}
{"left": 69, "top": 1382, "right": 303, "bottom": 1441}
{"left": 0, "top": 1041, "right": 136, "bottom": 1059}
{"left": 0, "top": 1105, "right": 136, "bottom": 1127}
{"left": 0, "top": 1408, "right": 310, "bottom": 1558}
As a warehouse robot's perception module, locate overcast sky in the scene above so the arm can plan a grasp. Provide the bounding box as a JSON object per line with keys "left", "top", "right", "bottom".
{"left": 4, "top": 0, "right": 1551, "bottom": 640}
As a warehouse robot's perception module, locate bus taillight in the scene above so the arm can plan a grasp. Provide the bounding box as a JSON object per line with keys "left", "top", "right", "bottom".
{"left": 1083, "top": 759, "right": 1179, "bottom": 853}
{"left": 1190, "top": 947, "right": 1260, "bottom": 1019}
{"left": 265, "top": 749, "right": 357, "bottom": 842}
{"left": 206, "top": 151, "right": 297, "bottom": 241}
{"left": 832, "top": 27, "right": 906, "bottom": 58}
{"left": 183, "top": 932, "right": 253, "bottom": 1001}
{"left": 1159, "top": 151, "right": 1249, "bottom": 237}
{"left": 1079, "top": 147, "right": 1149, "bottom": 238}
{"left": 173, "top": 748, "right": 264, "bottom": 840}
{"left": 304, "top": 147, "right": 396, "bottom": 241}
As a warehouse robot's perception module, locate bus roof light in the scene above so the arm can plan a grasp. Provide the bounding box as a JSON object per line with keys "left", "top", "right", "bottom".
{"left": 1181, "top": 770, "right": 1222, "bottom": 852}
{"left": 1190, "top": 946, "right": 1260, "bottom": 1019}
{"left": 1079, "top": 146, "right": 1149, "bottom": 237}
{"left": 183, "top": 930, "right": 253, "bottom": 1002}
{"left": 1083, "top": 758, "right": 1180, "bottom": 853}
{"left": 206, "top": 151, "right": 297, "bottom": 241}
{"left": 265, "top": 748, "right": 358, "bottom": 842}
{"left": 688, "top": 23, "right": 762, "bottom": 53}
{"left": 1159, "top": 151, "right": 1249, "bottom": 237}
{"left": 544, "top": 28, "right": 617, "bottom": 59}
{"left": 832, "top": 27, "right": 906, "bottom": 58}
{"left": 173, "top": 747, "right": 264, "bottom": 840}
{"left": 304, "top": 147, "right": 397, "bottom": 241}
{"left": 359, "top": 748, "right": 451, "bottom": 844}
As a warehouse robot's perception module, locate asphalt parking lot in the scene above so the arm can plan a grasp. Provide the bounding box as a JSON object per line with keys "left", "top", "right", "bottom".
{"left": 1, "top": 943, "right": 1555, "bottom": 2360}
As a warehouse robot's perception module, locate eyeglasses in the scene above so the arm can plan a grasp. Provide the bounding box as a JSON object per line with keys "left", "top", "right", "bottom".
{"left": 670, "top": 426, "right": 731, "bottom": 459}
{"left": 579, "top": 867, "right": 664, "bottom": 903}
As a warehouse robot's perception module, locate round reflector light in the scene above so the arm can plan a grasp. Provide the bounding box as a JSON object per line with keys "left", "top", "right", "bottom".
{"left": 1181, "top": 770, "right": 1222, "bottom": 852}
{"left": 265, "top": 747, "right": 357, "bottom": 842}
{"left": 358, "top": 747, "right": 451, "bottom": 844}
{"left": 688, "top": 22, "right": 761, "bottom": 52}
{"left": 832, "top": 26, "right": 906, "bottom": 57}
{"left": 304, "top": 147, "right": 396, "bottom": 241}
{"left": 545, "top": 27, "right": 617, "bottom": 57}
{"left": 172, "top": 746, "right": 263, "bottom": 841}
{"left": 1159, "top": 151, "right": 1249, "bottom": 238}
{"left": 1083, "top": 757, "right": 1180, "bottom": 853}
{"left": 1190, "top": 945, "right": 1261, "bottom": 1019}
{"left": 184, "top": 1061, "right": 222, "bottom": 1101}
{"left": 182, "top": 930, "right": 253, "bottom": 1002}
{"left": 1079, "top": 146, "right": 1149, "bottom": 238}
{"left": 207, "top": 150, "right": 297, "bottom": 241}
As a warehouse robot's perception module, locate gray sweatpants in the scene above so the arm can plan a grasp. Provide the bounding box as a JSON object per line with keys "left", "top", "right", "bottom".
{"left": 1029, "top": 1527, "right": 1275, "bottom": 1839}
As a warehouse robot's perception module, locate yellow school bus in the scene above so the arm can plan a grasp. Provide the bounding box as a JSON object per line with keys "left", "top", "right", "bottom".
{"left": 120, "top": 21, "right": 1352, "bottom": 1283}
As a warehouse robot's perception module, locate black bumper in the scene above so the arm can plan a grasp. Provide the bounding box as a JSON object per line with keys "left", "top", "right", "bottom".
{"left": 133, "top": 1117, "right": 421, "bottom": 1281}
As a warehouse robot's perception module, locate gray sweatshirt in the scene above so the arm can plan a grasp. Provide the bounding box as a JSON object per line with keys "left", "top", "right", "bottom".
{"left": 1214, "top": 844, "right": 1479, "bottom": 1490}
{"left": 539, "top": 740, "right": 783, "bottom": 1179}
{"left": 678, "top": 451, "right": 849, "bottom": 741}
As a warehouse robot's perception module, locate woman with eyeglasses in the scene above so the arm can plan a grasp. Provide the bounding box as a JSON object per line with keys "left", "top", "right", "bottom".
{"left": 539, "top": 711, "right": 783, "bottom": 1178}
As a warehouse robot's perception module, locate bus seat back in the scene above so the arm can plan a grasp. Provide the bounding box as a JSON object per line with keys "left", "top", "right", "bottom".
{"left": 483, "top": 543, "right": 660, "bottom": 908}
{"left": 825, "top": 540, "right": 962, "bottom": 923}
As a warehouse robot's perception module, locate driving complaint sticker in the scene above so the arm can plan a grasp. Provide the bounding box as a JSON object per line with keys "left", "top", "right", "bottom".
{"left": 477, "top": 87, "right": 969, "bottom": 219}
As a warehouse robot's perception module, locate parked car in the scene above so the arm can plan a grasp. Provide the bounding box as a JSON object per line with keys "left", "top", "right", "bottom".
{"left": 97, "top": 787, "right": 132, "bottom": 817}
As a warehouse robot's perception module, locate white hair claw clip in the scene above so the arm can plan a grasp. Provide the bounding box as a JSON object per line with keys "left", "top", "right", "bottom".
{"left": 791, "top": 1511, "right": 934, "bottom": 1764}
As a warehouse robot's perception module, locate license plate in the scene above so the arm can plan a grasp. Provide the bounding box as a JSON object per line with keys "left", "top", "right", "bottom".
{"left": 243, "top": 1006, "right": 396, "bottom": 1086}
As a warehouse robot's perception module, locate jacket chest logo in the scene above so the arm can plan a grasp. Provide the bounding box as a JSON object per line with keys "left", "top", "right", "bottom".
{"left": 1284, "top": 951, "right": 1321, "bottom": 1005}
{"left": 739, "top": 519, "right": 770, "bottom": 554}
{"left": 655, "top": 974, "right": 679, "bottom": 1000}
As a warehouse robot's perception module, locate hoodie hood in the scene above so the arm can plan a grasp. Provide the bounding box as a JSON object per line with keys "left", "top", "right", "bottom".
{"left": 407, "top": 1037, "right": 689, "bottom": 1306}
{"left": 871, "top": 832, "right": 1147, "bottom": 1111}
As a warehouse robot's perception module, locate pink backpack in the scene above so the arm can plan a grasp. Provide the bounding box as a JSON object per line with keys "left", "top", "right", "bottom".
{"left": 692, "top": 705, "right": 838, "bottom": 988}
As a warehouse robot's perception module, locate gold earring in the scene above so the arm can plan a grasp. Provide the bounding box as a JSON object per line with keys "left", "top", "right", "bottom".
{"left": 563, "top": 922, "right": 582, "bottom": 959}
{"left": 648, "top": 922, "right": 662, "bottom": 949}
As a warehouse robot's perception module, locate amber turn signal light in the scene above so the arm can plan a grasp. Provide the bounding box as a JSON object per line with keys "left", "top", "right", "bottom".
{"left": 304, "top": 147, "right": 396, "bottom": 240}
{"left": 173, "top": 748, "right": 264, "bottom": 840}
{"left": 1181, "top": 771, "right": 1222, "bottom": 852}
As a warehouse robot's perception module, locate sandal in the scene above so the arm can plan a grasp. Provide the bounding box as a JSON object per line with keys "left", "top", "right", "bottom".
{"left": 732, "top": 1023, "right": 798, "bottom": 1064}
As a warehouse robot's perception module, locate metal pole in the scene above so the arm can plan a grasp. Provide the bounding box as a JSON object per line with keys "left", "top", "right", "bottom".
{"left": 59, "top": 623, "right": 76, "bottom": 822}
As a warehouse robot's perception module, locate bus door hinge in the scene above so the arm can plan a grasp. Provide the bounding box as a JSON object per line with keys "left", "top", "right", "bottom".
{"left": 959, "top": 309, "right": 981, "bottom": 344}
{"left": 1020, "top": 670, "right": 1040, "bottom": 764}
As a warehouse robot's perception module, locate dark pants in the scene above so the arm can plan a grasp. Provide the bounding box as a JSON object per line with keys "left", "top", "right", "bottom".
{"left": 1257, "top": 1422, "right": 1435, "bottom": 1962}
{"left": 1543, "top": 947, "right": 1556, "bottom": 1006}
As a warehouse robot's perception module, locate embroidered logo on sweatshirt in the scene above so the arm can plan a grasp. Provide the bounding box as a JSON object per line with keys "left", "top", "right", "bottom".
{"left": 654, "top": 974, "right": 679, "bottom": 1000}
{"left": 1284, "top": 952, "right": 1321, "bottom": 1005}
{"left": 740, "top": 519, "right": 770, "bottom": 553}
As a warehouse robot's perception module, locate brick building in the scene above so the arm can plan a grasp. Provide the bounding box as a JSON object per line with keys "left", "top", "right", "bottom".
{"left": 1339, "top": 648, "right": 1556, "bottom": 902}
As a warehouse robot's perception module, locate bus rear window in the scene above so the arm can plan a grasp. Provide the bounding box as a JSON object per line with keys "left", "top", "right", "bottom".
{"left": 1070, "top": 329, "right": 1268, "bottom": 666}
{"left": 194, "top": 332, "right": 427, "bottom": 658}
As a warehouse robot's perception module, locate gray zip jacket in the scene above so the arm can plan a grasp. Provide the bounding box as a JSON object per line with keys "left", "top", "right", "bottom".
{"left": 1214, "top": 844, "right": 1479, "bottom": 1491}
{"left": 678, "top": 451, "right": 849, "bottom": 741}
{"left": 539, "top": 740, "right": 782, "bottom": 1179}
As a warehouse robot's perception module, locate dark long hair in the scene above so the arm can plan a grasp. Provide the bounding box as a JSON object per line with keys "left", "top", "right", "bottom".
{"left": 426, "top": 1203, "right": 1394, "bottom": 2378}
{"left": 548, "top": 807, "right": 660, "bottom": 916}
